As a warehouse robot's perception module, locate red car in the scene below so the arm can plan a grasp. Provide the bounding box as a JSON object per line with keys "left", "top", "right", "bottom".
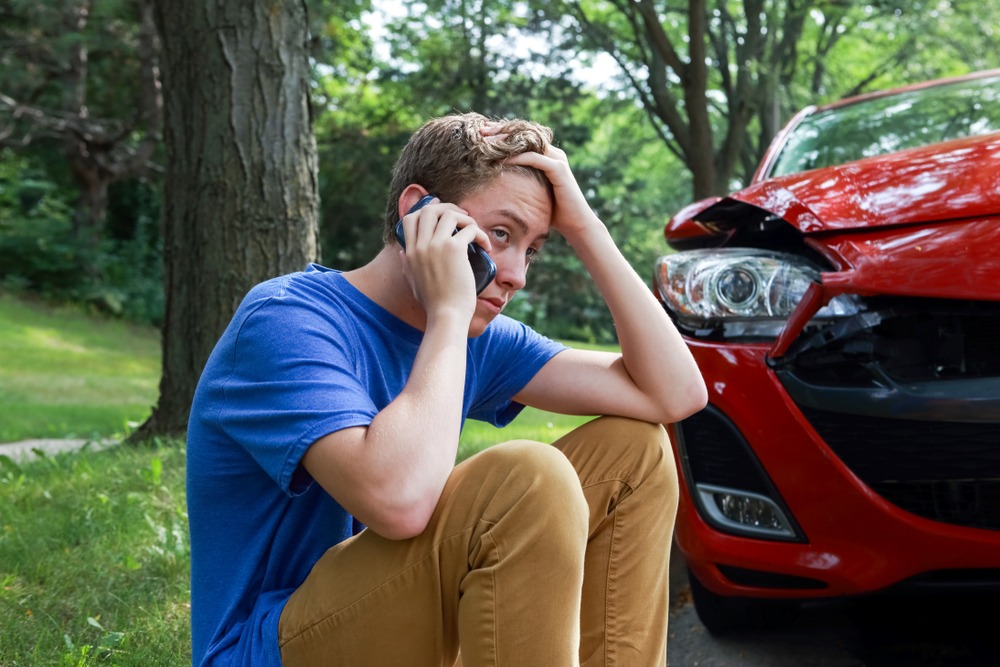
{"left": 653, "top": 69, "right": 1000, "bottom": 634}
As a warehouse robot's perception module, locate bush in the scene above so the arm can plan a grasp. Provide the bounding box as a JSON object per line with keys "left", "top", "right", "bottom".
{"left": 0, "top": 151, "right": 164, "bottom": 326}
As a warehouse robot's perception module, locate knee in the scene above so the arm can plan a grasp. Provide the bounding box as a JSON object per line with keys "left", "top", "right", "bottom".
{"left": 614, "top": 417, "right": 678, "bottom": 498}
{"left": 571, "top": 416, "right": 678, "bottom": 501}
{"left": 470, "top": 441, "right": 589, "bottom": 537}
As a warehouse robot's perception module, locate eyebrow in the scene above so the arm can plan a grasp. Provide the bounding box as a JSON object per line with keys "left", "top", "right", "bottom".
{"left": 497, "top": 209, "right": 550, "bottom": 242}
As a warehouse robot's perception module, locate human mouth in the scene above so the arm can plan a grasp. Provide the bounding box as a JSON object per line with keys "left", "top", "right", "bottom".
{"left": 478, "top": 296, "right": 506, "bottom": 315}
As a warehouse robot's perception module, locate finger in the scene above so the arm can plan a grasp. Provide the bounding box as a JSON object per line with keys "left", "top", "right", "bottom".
{"left": 399, "top": 196, "right": 439, "bottom": 246}
{"left": 452, "top": 221, "right": 492, "bottom": 254}
{"left": 408, "top": 204, "right": 467, "bottom": 246}
{"left": 506, "top": 146, "right": 566, "bottom": 167}
{"left": 416, "top": 207, "right": 470, "bottom": 245}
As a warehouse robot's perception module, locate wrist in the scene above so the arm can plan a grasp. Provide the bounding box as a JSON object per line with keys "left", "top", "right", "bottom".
{"left": 424, "top": 303, "right": 474, "bottom": 335}
{"left": 563, "top": 217, "right": 611, "bottom": 252}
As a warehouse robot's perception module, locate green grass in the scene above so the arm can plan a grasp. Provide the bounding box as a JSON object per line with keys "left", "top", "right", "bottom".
{"left": 458, "top": 338, "right": 617, "bottom": 459}
{"left": 0, "top": 293, "right": 160, "bottom": 442}
{"left": 458, "top": 411, "right": 595, "bottom": 460}
{"left": 0, "top": 442, "right": 190, "bottom": 666}
{"left": 0, "top": 291, "right": 619, "bottom": 665}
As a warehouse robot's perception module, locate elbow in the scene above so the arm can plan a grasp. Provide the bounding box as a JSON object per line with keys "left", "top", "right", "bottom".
{"left": 660, "top": 374, "right": 709, "bottom": 424}
{"left": 375, "top": 506, "right": 434, "bottom": 541}
{"left": 363, "top": 488, "right": 441, "bottom": 541}
{"left": 687, "top": 379, "right": 710, "bottom": 416}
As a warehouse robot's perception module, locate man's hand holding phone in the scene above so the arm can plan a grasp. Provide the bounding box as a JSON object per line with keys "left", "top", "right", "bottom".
{"left": 394, "top": 194, "right": 497, "bottom": 321}
{"left": 395, "top": 194, "right": 497, "bottom": 295}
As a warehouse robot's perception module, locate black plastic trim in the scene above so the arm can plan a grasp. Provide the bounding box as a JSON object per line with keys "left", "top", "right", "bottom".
{"left": 675, "top": 404, "right": 807, "bottom": 543}
{"left": 777, "top": 370, "right": 1000, "bottom": 423}
{"left": 717, "top": 564, "right": 829, "bottom": 590}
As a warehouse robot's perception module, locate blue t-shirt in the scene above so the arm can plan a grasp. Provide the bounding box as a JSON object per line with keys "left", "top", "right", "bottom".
{"left": 186, "top": 264, "right": 565, "bottom": 666}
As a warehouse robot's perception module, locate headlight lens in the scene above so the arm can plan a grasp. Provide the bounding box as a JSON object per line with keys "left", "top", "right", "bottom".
{"left": 655, "top": 248, "right": 859, "bottom": 338}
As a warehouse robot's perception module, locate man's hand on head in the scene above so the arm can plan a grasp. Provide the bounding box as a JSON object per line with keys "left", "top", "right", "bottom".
{"left": 499, "top": 142, "right": 601, "bottom": 242}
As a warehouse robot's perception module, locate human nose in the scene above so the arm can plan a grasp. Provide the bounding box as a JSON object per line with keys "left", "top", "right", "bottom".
{"left": 493, "top": 252, "right": 528, "bottom": 291}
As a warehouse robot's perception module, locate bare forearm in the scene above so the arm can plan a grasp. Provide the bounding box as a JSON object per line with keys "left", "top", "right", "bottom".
{"left": 304, "top": 309, "right": 469, "bottom": 540}
{"left": 363, "top": 311, "right": 468, "bottom": 530}
{"left": 567, "top": 223, "right": 707, "bottom": 421}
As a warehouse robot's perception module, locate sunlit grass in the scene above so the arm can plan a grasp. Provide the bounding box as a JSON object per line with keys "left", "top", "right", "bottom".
{"left": 458, "top": 339, "right": 619, "bottom": 460}
{"left": 459, "top": 409, "right": 596, "bottom": 460}
{"left": 0, "top": 293, "right": 160, "bottom": 442}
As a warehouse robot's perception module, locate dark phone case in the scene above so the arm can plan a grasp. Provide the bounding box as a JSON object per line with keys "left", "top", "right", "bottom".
{"left": 394, "top": 195, "right": 497, "bottom": 294}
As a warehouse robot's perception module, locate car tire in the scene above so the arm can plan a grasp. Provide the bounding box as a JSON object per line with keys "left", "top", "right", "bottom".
{"left": 688, "top": 567, "right": 797, "bottom": 636}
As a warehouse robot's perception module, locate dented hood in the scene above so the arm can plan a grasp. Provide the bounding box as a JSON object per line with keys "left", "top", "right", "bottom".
{"left": 670, "top": 132, "right": 1000, "bottom": 238}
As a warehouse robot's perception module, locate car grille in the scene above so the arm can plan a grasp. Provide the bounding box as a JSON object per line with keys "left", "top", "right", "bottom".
{"left": 797, "top": 406, "right": 1000, "bottom": 530}
{"left": 788, "top": 297, "right": 1000, "bottom": 385}
{"left": 779, "top": 297, "right": 1000, "bottom": 531}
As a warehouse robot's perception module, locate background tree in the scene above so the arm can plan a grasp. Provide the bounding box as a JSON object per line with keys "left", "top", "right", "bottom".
{"left": 133, "top": 0, "right": 321, "bottom": 439}
{"left": 0, "top": 0, "right": 164, "bottom": 320}
{"left": 3, "top": 0, "right": 998, "bottom": 367}
{"left": 0, "top": 0, "right": 162, "bottom": 246}
{"left": 536, "top": 0, "right": 999, "bottom": 198}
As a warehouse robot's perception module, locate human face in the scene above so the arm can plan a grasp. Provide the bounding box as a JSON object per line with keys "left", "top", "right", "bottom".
{"left": 457, "top": 171, "right": 552, "bottom": 337}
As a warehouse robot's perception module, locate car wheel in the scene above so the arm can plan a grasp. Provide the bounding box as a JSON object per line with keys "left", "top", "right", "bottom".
{"left": 687, "top": 567, "right": 797, "bottom": 636}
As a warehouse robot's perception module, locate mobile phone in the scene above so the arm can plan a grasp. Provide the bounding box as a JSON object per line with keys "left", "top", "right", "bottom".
{"left": 394, "top": 194, "right": 497, "bottom": 294}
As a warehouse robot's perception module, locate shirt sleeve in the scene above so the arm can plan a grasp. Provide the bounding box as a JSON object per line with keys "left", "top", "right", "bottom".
{"left": 213, "top": 284, "right": 377, "bottom": 496}
{"left": 466, "top": 316, "right": 567, "bottom": 427}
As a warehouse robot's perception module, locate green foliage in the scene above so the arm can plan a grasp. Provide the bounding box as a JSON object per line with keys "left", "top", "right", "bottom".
{"left": 1, "top": 0, "right": 164, "bottom": 325}
{"left": 0, "top": 152, "right": 78, "bottom": 290}
{"left": 308, "top": 2, "right": 418, "bottom": 268}
{"left": 0, "top": 442, "right": 190, "bottom": 666}
{"left": 798, "top": 1, "right": 1000, "bottom": 101}
{"left": 0, "top": 151, "right": 164, "bottom": 324}
{"left": 6, "top": 0, "right": 999, "bottom": 343}
{"left": 0, "top": 0, "right": 146, "bottom": 121}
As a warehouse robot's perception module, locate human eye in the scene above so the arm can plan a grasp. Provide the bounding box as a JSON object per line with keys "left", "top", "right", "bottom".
{"left": 526, "top": 246, "right": 541, "bottom": 262}
{"left": 491, "top": 228, "right": 510, "bottom": 243}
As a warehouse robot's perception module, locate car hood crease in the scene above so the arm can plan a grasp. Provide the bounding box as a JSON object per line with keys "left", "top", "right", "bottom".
{"left": 714, "top": 133, "right": 1000, "bottom": 234}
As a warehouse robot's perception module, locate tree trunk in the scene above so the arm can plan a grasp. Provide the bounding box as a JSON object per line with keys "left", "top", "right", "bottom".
{"left": 684, "top": 0, "right": 717, "bottom": 199}
{"left": 133, "top": 0, "right": 320, "bottom": 441}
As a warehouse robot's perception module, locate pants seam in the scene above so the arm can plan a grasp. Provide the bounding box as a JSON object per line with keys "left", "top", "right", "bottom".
{"left": 580, "top": 475, "right": 635, "bottom": 493}
{"left": 605, "top": 504, "right": 621, "bottom": 667}
{"left": 482, "top": 529, "right": 501, "bottom": 667}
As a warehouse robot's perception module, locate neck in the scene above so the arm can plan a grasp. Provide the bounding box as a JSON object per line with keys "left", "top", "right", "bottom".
{"left": 343, "top": 247, "right": 428, "bottom": 331}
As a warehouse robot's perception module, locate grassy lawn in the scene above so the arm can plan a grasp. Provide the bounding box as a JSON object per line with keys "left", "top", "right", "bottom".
{"left": 0, "top": 293, "right": 161, "bottom": 443}
{"left": 0, "top": 291, "right": 618, "bottom": 664}
{"left": 1, "top": 442, "right": 190, "bottom": 666}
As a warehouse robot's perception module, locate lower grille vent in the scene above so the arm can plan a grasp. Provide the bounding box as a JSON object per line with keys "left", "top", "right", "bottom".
{"left": 798, "top": 406, "right": 1000, "bottom": 531}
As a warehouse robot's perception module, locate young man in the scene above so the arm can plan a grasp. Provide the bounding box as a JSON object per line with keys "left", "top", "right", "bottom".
{"left": 186, "top": 113, "right": 707, "bottom": 666}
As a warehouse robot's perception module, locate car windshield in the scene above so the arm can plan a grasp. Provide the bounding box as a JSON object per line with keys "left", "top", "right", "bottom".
{"left": 768, "top": 74, "right": 1000, "bottom": 178}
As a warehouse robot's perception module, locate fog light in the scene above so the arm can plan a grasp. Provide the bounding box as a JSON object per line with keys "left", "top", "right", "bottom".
{"left": 696, "top": 483, "right": 796, "bottom": 538}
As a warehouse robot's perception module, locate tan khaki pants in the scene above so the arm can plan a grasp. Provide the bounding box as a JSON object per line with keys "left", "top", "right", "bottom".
{"left": 278, "top": 416, "right": 678, "bottom": 666}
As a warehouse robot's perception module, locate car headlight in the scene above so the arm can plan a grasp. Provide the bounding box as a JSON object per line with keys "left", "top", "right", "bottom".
{"left": 654, "top": 248, "right": 859, "bottom": 339}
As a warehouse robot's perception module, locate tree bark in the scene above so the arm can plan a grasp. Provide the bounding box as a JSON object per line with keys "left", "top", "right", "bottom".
{"left": 683, "top": 0, "right": 716, "bottom": 199}
{"left": 134, "top": 0, "right": 320, "bottom": 441}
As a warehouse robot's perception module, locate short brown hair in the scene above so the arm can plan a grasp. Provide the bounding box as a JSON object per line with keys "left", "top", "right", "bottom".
{"left": 382, "top": 112, "right": 554, "bottom": 243}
